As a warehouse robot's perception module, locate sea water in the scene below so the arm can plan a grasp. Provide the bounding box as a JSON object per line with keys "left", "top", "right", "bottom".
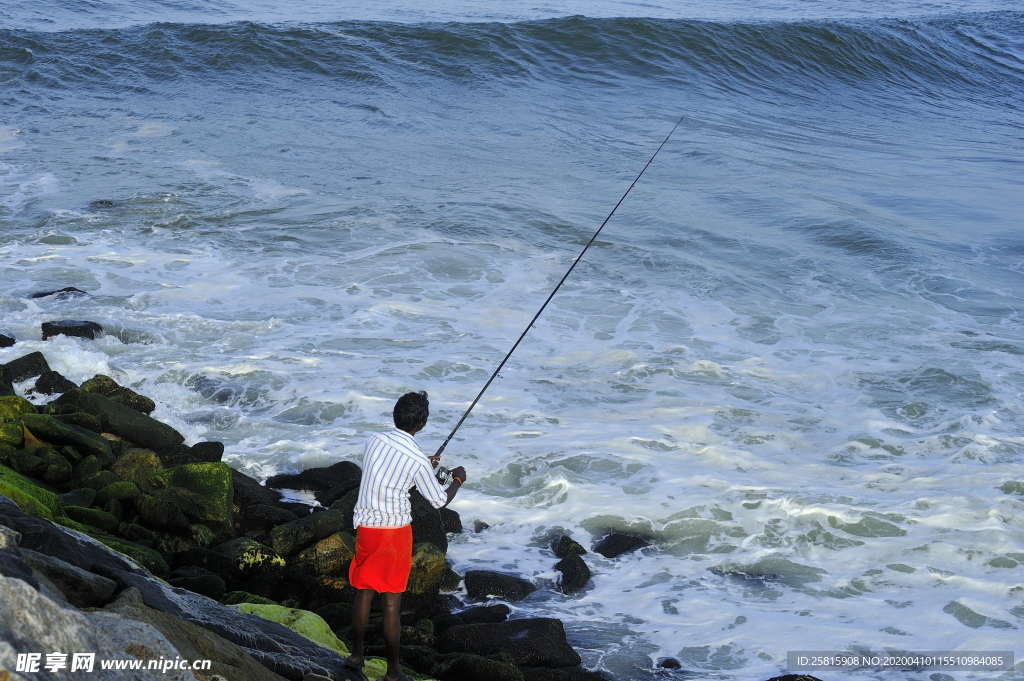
{"left": 1, "top": 1, "right": 1022, "bottom": 679}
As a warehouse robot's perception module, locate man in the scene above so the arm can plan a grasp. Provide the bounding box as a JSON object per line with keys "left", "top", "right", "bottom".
{"left": 345, "top": 391, "right": 466, "bottom": 681}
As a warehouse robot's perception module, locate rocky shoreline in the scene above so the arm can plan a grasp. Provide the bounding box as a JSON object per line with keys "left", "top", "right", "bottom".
{"left": 0, "top": 340, "right": 822, "bottom": 681}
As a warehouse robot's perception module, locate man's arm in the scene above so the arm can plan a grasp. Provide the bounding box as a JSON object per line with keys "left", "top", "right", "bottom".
{"left": 413, "top": 460, "right": 461, "bottom": 509}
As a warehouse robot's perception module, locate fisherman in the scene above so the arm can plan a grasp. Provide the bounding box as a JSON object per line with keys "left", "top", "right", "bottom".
{"left": 344, "top": 391, "right": 466, "bottom": 681}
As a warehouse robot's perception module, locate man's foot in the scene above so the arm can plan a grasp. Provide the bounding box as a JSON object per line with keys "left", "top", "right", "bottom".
{"left": 343, "top": 656, "right": 364, "bottom": 671}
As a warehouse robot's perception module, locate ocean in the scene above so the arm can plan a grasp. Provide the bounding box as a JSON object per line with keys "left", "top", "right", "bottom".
{"left": 1, "top": 1, "right": 1023, "bottom": 679}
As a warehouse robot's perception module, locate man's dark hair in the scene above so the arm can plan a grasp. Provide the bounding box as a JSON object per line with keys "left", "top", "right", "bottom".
{"left": 393, "top": 391, "right": 429, "bottom": 433}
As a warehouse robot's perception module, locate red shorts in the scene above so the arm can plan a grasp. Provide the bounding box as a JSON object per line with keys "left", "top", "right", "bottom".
{"left": 348, "top": 525, "right": 413, "bottom": 593}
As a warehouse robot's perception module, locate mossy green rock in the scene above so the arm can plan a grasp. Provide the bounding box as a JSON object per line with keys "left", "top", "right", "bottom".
{"left": 81, "top": 470, "right": 119, "bottom": 491}
{"left": 65, "top": 505, "right": 120, "bottom": 533}
{"left": 96, "top": 480, "right": 141, "bottom": 505}
{"left": 162, "top": 462, "right": 233, "bottom": 535}
{"left": 0, "top": 397, "right": 34, "bottom": 448}
{"left": 10, "top": 450, "right": 47, "bottom": 478}
{"left": 74, "top": 455, "right": 102, "bottom": 482}
{"left": 81, "top": 374, "right": 156, "bottom": 415}
{"left": 407, "top": 542, "right": 447, "bottom": 595}
{"left": 0, "top": 464, "right": 60, "bottom": 518}
{"left": 54, "top": 411, "right": 103, "bottom": 433}
{"left": 39, "top": 448, "right": 73, "bottom": 485}
{"left": 22, "top": 413, "right": 113, "bottom": 463}
{"left": 0, "top": 442, "right": 15, "bottom": 466}
{"left": 213, "top": 537, "right": 286, "bottom": 574}
{"left": 296, "top": 531, "right": 355, "bottom": 576}
{"left": 112, "top": 449, "right": 163, "bottom": 491}
{"left": 234, "top": 603, "right": 350, "bottom": 657}
{"left": 136, "top": 489, "right": 191, "bottom": 532}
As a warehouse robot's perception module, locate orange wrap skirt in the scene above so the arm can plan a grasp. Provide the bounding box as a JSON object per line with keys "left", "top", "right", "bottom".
{"left": 348, "top": 524, "right": 413, "bottom": 593}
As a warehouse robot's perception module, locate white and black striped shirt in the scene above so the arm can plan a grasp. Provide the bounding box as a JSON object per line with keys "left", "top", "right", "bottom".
{"left": 352, "top": 429, "right": 448, "bottom": 528}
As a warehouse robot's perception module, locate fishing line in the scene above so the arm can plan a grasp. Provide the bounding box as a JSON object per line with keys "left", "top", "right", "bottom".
{"left": 433, "top": 114, "right": 686, "bottom": 461}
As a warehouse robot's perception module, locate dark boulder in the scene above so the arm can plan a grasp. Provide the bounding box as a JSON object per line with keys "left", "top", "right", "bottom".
{"left": 170, "top": 566, "right": 227, "bottom": 600}
{"left": 30, "top": 287, "right": 89, "bottom": 299}
{"left": 136, "top": 489, "right": 191, "bottom": 533}
{"left": 18, "top": 547, "right": 118, "bottom": 607}
{"left": 231, "top": 468, "right": 282, "bottom": 508}
{"left": 52, "top": 388, "right": 184, "bottom": 454}
{"left": 80, "top": 374, "right": 156, "bottom": 414}
{"left": 411, "top": 489, "right": 447, "bottom": 552}
{"left": 433, "top": 604, "right": 510, "bottom": 632}
{"left": 59, "top": 487, "right": 96, "bottom": 508}
{"left": 765, "top": 677, "right": 825, "bottom": 681}
{"left": 188, "top": 441, "right": 224, "bottom": 462}
{"left": 520, "top": 667, "right": 610, "bottom": 681}
{"left": 464, "top": 570, "right": 536, "bottom": 602}
{"left": 0, "top": 548, "right": 39, "bottom": 588}
{"left": 269, "top": 509, "right": 345, "bottom": 556}
{"left": 42, "top": 320, "right": 104, "bottom": 340}
{"left": 552, "top": 535, "right": 587, "bottom": 558}
{"left": 268, "top": 460, "right": 362, "bottom": 494}
{"left": 3, "top": 351, "right": 51, "bottom": 382}
{"left": 657, "top": 657, "right": 682, "bottom": 669}
{"left": 555, "top": 554, "right": 591, "bottom": 594}
{"left": 433, "top": 653, "right": 524, "bottom": 681}
{"left": 593, "top": 532, "right": 650, "bottom": 558}
{"left": 65, "top": 505, "right": 120, "bottom": 533}
{"left": 53, "top": 411, "right": 102, "bottom": 433}
{"left": 473, "top": 520, "right": 490, "bottom": 533}
{"left": 22, "top": 413, "right": 113, "bottom": 462}
{"left": 33, "top": 370, "right": 78, "bottom": 395}
{"left": 0, "top": 373, "right": 12, "bottom": 397}
{"left": 437, "top": 618, "right": 582, "bottom": 668}
{"left": 241, "top": 503, "right": 298, "bottom": 535}
{"left": 440, "top": 507, "right": 462, "bottom": 534}
{"left": 0, "top": 330, "right": 14, "bottom": 348}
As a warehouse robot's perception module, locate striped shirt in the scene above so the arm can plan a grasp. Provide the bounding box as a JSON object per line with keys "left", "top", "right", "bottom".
{"left": 352, "top": 429, "right": 449, "bottom": 528}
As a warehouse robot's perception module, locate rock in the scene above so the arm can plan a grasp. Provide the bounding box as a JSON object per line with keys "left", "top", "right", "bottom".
{"left": 0, "top": 548, "right": 38, "bottom": 588}
{"left": 54, "top": 410, "right": 103, "bottom": 433}
{"left": 520, "top": 667, "right": 610, "bottom": 681}
{"left": 552, "top": 535, "right": 587, "bottom": 558}
{"left": 96, "top": 480, "right": 142, "bottom": 506}
{"left": 2, "top": 351, "right": 51, "bottom": 382}
{"left": 658, "top": 657, "right": 682, "bottom": 669}
{"left": 112, "top": 449, "right": 163, "bottom": 490}
{"left": 267, "top": 460, "right": 362, "bottom": 494}
{"left": 53, "top": 388, "right": 184, "bottom": 455}
{"left": 440, "top": 507, "right": 462, "bottom": 534}
{"left": 222, "top": 590, "right": 279, "bottom": 606}
{"left": 170, "top": 567, "right": 228, "bottom": 600}
{"left": 65, "top": 505, "right": 120, "bottom": 533}
{"left": 407, "top": 542, "right": 446, "bottom": 595}
{"left": 241, "top": 503, "right": 298, "bottom": 535}
{"left": 433, "top": 604, "right": 510, "bottom": 632}
{"left": 0, "top": 330, "right": 14, "bottom": 348}
{"left": 188, "top": 441, "right": 225, "bottom": 462}
{"left": 234, "top": 603, "right": 349, "bottom": 656}
{"left": 433, "top": 652, "right": 524, "bottom": 681}
{"left": 164, "top": 462, "right": 234, "bottom": 537}
{"left": 0, "top": 575, "right": 201, "bottom": 681}
{"left": 81, "top": 374, "right": 156, "bottom": 414}
{"left": 0, "top": 464, "right": 60, "bottom": 519}
{"left": 23, "top": 413, "right": 114, "bottom": 463}
{"left": 0, "top": 372, "right": 12, "bottom": 396}
{"left": 0, "top": 397, "right": 33, "bottom": 448}
{"left": 18, "top": 547, "right": 118, "bottom": 607}
{"left": 137, "top": 489, "right": 191, "bottom": 533}
{"left": 295, "top": 531, "right": 355, "bottom": 577}
{"left": 765, "top": 677, "right": 825, "bottom": 681}
{"left": 81, "top": 470, "right": 119, "bottom": 492}
{"left": 314, "top": 479, "right": 361, "bottom": 507}
{"left": 593, "top": 532, "right": 650, "bottom": 558}
{"left": 411, "top": 489, "right": 447, "bottom": 552}
{"left": 38, "top": 448, "right": 73, "bottom": 485}
{"left": 231, "top": 468, "right": 283, "bottom": 508}
{"left": 0, "top": 524, "right": 21, "bottom": 549}
{"left": 270, "top": 509, "right": 345, "bottom": 556}
{"left": 33, "top": 370, "right": 78, "bottom": 395}
{"left": 555, "top": 554, "right": 591, "bottom": 594}
{"left": 41, "top": 319, "right": 104, "bottom": 340}
{"left": 106, "top": 587, "right": 291, "bottom": 681}
{"left": 473, "top": 520, "right": 490, "bottom": 533}
{"left": 437, "top": 618, "right": 582, "bottom": 668}
{"left": 59, "top": 485, "right": 96, "bottom": 507}
{"left": 212, "top": 537, "right": 285, "bottom": 578}
{"left": 30, "top": 286, "right": 89, "bottom": 299}
{"left": 464, "top": 570, "right": 537, "bottom": 602}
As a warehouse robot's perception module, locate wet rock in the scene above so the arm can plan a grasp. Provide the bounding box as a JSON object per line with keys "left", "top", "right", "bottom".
{"left": 189, "top": 441, "right": 224, "bottom": 462}
{"left": 464, "top": 570, "right": 537, "bottom": 602}
{"left": 33, "top": 369, "right": 78, "bottom": 395}
{"left": 112, "top": 449, "right": 163, "bottom": 491}
{"left": 137, "top": 489, "right": 191, "bottom": 533}
{"left": 270, "top": 509, "right": 345, "bottom": 556}
{"left": 165, "top": 462, "right": 234, "bottom": 537}
{"left": 593, "top": 531, "right": 650, "bottom": 558}
{"left": 106, "top": 587, "right": 291, "bottom": 681}
{"left": 81, "top": 374, "right": 156, "bottom": 414}
{"left": 30, "top": 286, "right": 89, "bottom": 299}
{"left": 764, "top": 676, "right": 825, "bottom": 681}
{"left": 437, "top": 617, "right": 582, "bottom": 667}
{"left": 473, "top": 520, "right": 490, "bottom": 533}
{"left": 19, "top": 547, "right": 118, "bottom": 607}
{"left": 411, "top": 489, "right": 447, "bottom": 552}
{"left": 657, "top": 657, "right": 682, "bottom": 669}
{"left": 440, "top": 507, "right": 462, "bottom": 534}
{"left": 555, "top": 554, "right": 591, "bottom": 594}
{"left": 170, "top": 566, "right": 228, "bottom": 600}
{"left": 3, "top": 351, "right": 51, "bottom": 382}
{"left": 231, "top": 468, "right": 283, "bottom": 508}
{"left": 406, "top": 542, "right": 446, "bottom": 595}
{"left": 54, "top": 410, "right": 102, "bottom": 433}
{"left": 552, "top": 535, "right": 587, "bottom": 558}
{"left": 433, "top": 652, "right": 524, "bottom": 681}
{"left": 0, "top": 373, "right": 12, "bottom": 396}
{"left": 0, "top": 330, "right": 14, "bottom": 348}
{"left": 268, "top": 460, "right": 362, "bottom": 494}
{"left": 433, "top": 604, "right": 510, "bottom": 632}
{"left": 42, "top": 319, "right": 104, "bottom": 340}
{"left": 211, "top": 537, "right": 285, "bottom": 579}
{"left": 520, "top": 667, "right": 610, "bottom": 681}
{"left": 241, "top": 503, "right": 298, "bottom": 535}
{"left": 294, "top": 531, "right": 355, "bottom": 577}
{"left": 53, "top": 388, "right": 184, "bottom": 455}
{"left": 65, "top": 505, "right": 120, "bottom": 533}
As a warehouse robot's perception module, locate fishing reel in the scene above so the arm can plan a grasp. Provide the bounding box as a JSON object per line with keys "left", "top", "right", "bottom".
{"left": 430, "top": 454, "right": 454, "bottom": 485}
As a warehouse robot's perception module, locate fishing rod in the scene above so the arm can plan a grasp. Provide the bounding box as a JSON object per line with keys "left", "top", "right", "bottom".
{"left": 432, "top": 114, "right": 687, "bottom": 464}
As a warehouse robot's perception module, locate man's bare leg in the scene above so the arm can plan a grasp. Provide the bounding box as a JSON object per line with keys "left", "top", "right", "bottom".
{"left": 348, "top": 588, "right": 375, "bottom": 667}
{"left": 381, "top": 592, "right": 403, "bottom": 680}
